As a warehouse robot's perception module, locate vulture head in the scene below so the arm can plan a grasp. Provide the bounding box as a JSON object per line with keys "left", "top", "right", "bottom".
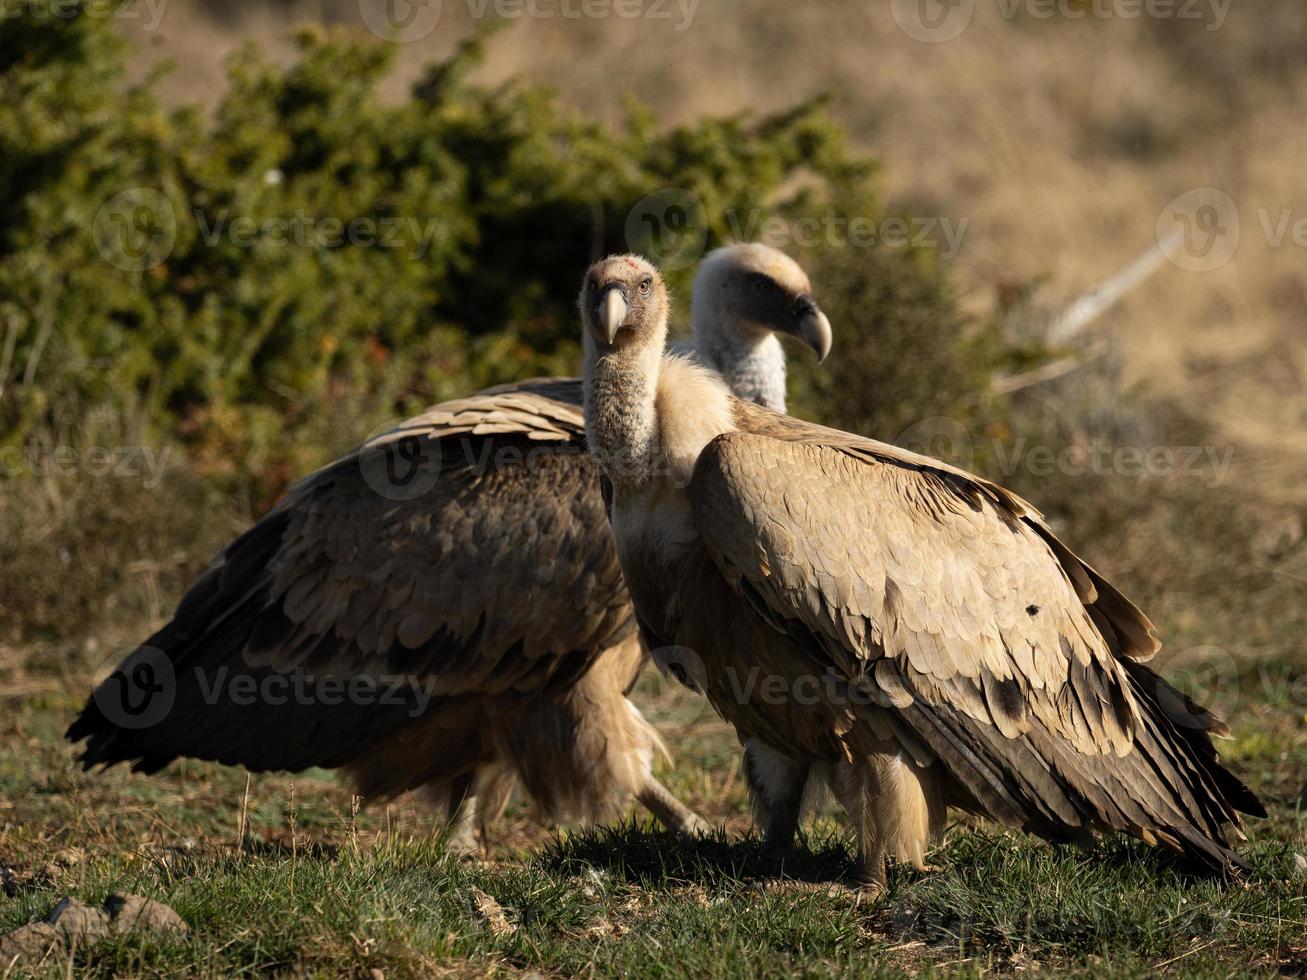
{"left": 580, "top": 253, "right": 670, "bottom": 352}
{"left": 693, "top": 243, "right": 832, "bottom": 363}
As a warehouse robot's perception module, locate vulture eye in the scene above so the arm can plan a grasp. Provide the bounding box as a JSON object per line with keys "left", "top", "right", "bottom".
{"left": 751, "top": 274, "right": 776, "bottom": 295}
{"left": 638, "top": 277, "right": 652, "bottom": 296}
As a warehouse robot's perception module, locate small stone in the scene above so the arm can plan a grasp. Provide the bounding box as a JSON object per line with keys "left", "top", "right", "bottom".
{"left": 104, "top": 894, "right": 189, "bottom": 936}
{"left": 0, "top": 922, "right": 59, "bottom": 965}
{"left": 469, "top": 887, "right": 514, "bottom": 938}
{"left": 46, "top": 897, "right": 110, "bottom": 944}
{"left": 1292, "top": 853, "right": 1306, "bottom": 877}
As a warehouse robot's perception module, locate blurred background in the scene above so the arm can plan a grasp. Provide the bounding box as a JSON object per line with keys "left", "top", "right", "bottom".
{"left": 1, "top": 0, "right": 1304, "bottom": 820}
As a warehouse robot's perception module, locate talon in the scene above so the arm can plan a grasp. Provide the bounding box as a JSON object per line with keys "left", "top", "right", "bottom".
{"left": 850, "top": 878, "right": 886, "bottom": 903}
{"left": 680, "top": 813, "right": 712, "bottom": 837}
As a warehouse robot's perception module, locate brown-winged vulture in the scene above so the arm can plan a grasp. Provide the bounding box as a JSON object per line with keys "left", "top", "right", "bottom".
{"left": 578, "top": 254, "right": 1263, "bottom": 890}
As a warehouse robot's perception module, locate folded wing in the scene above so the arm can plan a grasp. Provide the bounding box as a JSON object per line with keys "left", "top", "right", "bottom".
{"left": 686, "top": 402, "right": 1262, "bottom": 869}
{"left": 68, "top": 379, "right": 633, "bottom": 779}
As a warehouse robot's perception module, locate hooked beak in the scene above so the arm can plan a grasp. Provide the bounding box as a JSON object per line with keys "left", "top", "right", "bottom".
{"left": 792, "top": 295, "right": 832, "bottom": 363}
{"left": 596, "top": 283, "right": 629, "bottom": 344}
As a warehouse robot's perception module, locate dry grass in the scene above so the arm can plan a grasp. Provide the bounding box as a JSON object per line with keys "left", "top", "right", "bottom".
{"left": 2, "top": 646, "right": 1304, "bottom": 977}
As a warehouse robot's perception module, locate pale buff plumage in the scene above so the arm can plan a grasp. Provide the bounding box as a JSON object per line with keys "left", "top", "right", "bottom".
{"left": 580, "top": 255, "right": 1263, "bottom": 890}
{"left": 68, "top": 245, "right": 831, "bottom": 851}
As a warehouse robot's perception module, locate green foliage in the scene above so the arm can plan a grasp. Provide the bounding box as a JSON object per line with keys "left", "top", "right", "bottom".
{"left": 787, "top": 230, "right": 1006, "bottom": 447}
{"left": 0, "top": 7, "right": 939, "bottom": 503}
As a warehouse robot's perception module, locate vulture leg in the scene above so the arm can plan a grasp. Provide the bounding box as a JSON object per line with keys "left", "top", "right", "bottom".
{"left": 430, "top": 773, "right": 481, "bottom": 857}
{"left": 832, "top": 752, "right": 946, "bottom": 897}
{"left": 469, "top": 762, "right": 516, "bottom": 852}
{"left": 744, "top": 739, "right": 811, "bottom": 853}
{"left": 495, "top": 637, "right": 710, "bottom": 833}
{"left": 637, "top": 777, "right": 710, "bottom": 835}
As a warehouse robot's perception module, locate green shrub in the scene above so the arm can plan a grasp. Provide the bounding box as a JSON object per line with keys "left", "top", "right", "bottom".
{"left": 1, "top": 8, "right": 943, "bottom": 501}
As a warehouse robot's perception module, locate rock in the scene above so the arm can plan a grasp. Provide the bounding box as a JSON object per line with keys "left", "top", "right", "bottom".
{"left": 46, "top": 897, "right": 110, "bottom": 944}
{"left": 469, "top": 887, "right": 514, "bottom": 938}
{"left": 104, "top": 894, "right": 189, "bottom": 936}
{"left": 0, "top": 922, "right": 59, "bottom": 966}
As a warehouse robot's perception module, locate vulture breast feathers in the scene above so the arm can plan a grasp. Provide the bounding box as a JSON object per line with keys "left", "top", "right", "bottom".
{"left": 679, "top": 400, "right": 1263, "bottom": 870}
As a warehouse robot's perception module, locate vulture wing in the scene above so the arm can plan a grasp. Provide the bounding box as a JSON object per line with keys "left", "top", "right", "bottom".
{"left": 68, "top": 379, "right": 632, "bottom": 778}
{"left": 686, "top": 401, "right": 1263, "bottom": 869}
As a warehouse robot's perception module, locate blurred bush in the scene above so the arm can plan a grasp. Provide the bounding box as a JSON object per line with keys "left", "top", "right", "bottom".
{"left": 0, "top": 5, "right": 961, "bottom": 501}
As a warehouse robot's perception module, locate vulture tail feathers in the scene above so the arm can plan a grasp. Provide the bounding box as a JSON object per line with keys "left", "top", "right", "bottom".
{"left": 1120, "top": 659, "right": 1265, "bottom": 820}
{"left": 66, "top": 509, "right": 428, "bottom": 776}
{"left": 898, "top": 663, "right": 1260, "bottom": 874}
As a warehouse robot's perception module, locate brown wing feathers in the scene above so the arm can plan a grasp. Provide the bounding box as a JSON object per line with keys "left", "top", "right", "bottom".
{"left": 67, "top": 381, "right": 628, "bottom": 792}
{"left": 690, "top": 402, "right": 1261, "bottom": 870}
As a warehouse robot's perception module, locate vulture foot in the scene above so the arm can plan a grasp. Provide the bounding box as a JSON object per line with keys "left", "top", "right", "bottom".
{"left": 636, "top": 779, "right": 710, "bottom": 836}
{"left": 759, "top": 844, "right": 805, "bottom": 880}
{"left": 848, "top": 854, "right": 889, "bottom": 902}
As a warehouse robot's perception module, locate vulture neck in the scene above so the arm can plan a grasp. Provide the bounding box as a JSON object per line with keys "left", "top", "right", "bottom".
{"left": 584, "top": 334, "right": 665, "bottom": 489}
{"left": 584, "top": 338, "right": 735, "bottom": 492}
{"left": 692, "top": 299, "right": 788, "bottom": 414}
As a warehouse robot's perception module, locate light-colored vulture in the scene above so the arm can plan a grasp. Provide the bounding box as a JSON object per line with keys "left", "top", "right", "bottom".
{"left": 68, "top": 244, "right": 832, "bottom": 850}
{"left": 579, "top": 255, "right": 1263, "bottom": 890}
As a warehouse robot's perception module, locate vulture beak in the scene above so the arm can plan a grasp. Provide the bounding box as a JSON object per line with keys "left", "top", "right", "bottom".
{"left": 792, "top": 295, "right": 833, "bottom": 363}
{"left": 597, "top": 283, "right": 629, "bottom": 344}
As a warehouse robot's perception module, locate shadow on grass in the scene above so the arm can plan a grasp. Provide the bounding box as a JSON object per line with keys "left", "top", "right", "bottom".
{"left": 537, "top": 822, "right": 864, "bottom": 889}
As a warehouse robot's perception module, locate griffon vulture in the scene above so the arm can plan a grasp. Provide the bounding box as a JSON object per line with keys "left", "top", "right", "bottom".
{"left": 578, "top": 254, "right": 1263, "bottom": 891}
{"left": 68, "top": 244, "right": 832, "bottom": 850}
